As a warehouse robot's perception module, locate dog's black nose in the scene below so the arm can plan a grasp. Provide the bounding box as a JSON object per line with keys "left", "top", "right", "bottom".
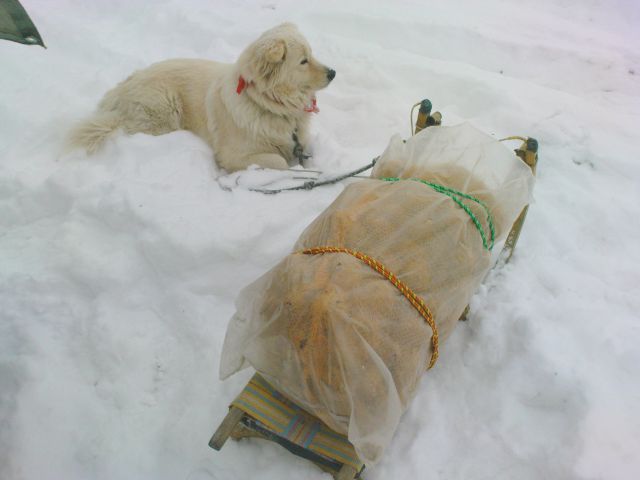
{"left": 327, "top": 69, "right": 336, "bottom": 81}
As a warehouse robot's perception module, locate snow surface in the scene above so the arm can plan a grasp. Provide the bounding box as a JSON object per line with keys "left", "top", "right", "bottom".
{"left": 1, "top": 1, "right": 639, "bottom": 479}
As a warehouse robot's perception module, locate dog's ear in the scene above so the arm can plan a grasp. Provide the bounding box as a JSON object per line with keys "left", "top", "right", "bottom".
{"left": 262, "top": 39, "right": 287, "bottom": 64}
{"left": 240, "top": 31, "right": 288, "bottom": 84}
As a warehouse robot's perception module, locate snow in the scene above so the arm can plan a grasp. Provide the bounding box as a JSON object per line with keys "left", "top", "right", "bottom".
{"left": 1, "top": 0, "right": 639, "bottom": 479}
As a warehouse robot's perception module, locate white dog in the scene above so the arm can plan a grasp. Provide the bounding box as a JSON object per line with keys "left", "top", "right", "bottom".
{"left": 68, "top": 23, "right": 335, "bottom": 172}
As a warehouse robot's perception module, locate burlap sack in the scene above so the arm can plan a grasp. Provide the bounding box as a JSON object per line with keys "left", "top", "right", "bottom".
{"left": 220, "top": 123, "right": 535, "bottom": 464}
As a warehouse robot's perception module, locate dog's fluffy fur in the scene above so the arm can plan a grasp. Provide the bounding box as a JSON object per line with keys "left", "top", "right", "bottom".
{"left": 67, "top": 23, "right": 334, "bottom": 172}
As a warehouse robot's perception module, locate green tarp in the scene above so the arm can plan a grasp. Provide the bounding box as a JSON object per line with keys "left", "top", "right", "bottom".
{"left": 0, "top": 0, "right": 45, "bottom": 47}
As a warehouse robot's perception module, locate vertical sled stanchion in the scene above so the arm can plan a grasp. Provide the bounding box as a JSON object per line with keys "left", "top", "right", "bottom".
{"left": 209, "top": 406, "right": 245, "bottom": 450}
{"left": 448, "top": 133, "right": 537, "bottom": 320}
{"left": 502, "top": 137, "right": 538, "bottom": 262}
{"left": 413, "top": 99, "right": 442, "bottom": 135}
{"left": 414, "top": 100, "right": 474, "bottom": 326}
{"left": 336, "top": 465, "right": 359, "bottom": 480}
{"left": 462, "top": 136, "right": 538, "bottom": 322}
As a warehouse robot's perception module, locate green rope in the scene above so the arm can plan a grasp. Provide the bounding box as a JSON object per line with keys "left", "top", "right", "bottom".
{"left": 381, "top": 177, "right": 495, "bottom": 251}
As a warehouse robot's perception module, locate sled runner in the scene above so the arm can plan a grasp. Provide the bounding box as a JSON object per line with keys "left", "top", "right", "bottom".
{"left": 209, "top": 101, "right": 538, "bottom": 479}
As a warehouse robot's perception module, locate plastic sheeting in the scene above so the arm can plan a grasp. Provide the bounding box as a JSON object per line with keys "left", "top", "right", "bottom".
{"left": 220, "top": 124, "right": 535, "bottom": 464}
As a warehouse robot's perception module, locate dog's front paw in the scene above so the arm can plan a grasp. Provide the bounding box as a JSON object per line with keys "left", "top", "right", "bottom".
{"left": 245, "top": 153, "right": 289, "bottom": 171}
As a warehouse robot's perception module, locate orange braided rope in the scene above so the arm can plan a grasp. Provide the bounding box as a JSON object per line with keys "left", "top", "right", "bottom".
{"left": 299, "top": 246, "right": 439, "bottom": 369}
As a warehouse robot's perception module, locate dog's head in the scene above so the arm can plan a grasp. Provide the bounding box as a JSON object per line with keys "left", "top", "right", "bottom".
{"left": 237, "top": 23, "right": 335, "bottom": 113}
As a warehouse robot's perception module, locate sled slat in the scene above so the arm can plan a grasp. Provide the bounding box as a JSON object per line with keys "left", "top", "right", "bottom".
{"left": 503, "top": 137, "right": 538, "bottom": 262}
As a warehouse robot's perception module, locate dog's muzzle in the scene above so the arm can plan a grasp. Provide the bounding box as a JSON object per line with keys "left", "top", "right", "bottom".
{"left": 327, "top": 69, "right": 336, "bottom": 81}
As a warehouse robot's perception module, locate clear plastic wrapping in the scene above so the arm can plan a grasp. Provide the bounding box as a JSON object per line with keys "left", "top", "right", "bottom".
{"left": 220, "top": 124, "right": 535, "bottom": 464}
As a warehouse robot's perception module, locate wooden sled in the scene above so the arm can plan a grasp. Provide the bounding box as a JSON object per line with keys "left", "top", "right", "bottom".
{"left": 209, "top": 101, "right": 538, "bottom": 479}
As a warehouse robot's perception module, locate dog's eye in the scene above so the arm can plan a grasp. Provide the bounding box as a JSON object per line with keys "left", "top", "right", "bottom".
{"left": 300, "top": 59, "right": 308, "bottom": 65}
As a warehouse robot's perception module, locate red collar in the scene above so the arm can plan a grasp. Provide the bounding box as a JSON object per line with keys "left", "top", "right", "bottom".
{"left": 236, "top": 76, "right": 248, "bottom": 94}
{"left": 237, "top": 76, "right": 319, "bottom": 114}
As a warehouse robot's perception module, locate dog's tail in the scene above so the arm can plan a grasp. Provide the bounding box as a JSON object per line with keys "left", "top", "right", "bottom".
{"left": 66, "top": 110, "right": 122, "bottom": 154}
